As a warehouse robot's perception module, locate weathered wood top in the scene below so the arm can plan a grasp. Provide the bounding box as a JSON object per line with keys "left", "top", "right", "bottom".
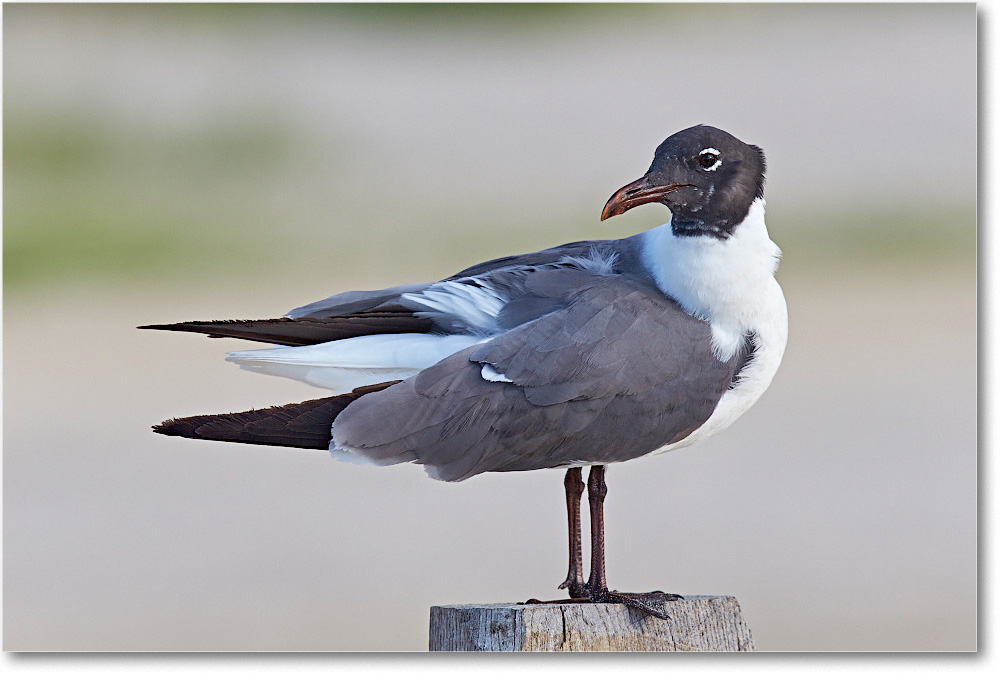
{"left": 429, "top": 595, "right": 755, "bottom": 652}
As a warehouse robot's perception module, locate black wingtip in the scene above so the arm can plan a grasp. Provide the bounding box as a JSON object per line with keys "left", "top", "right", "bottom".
{"left": 151, "top": 382, "right": 401, "bottom": 451}
{"left": 137, "top": 322, "right": 215, "bottom": 332}
{"left": 152, "top": 418, "right": 200, "bottom": 438}
{"left": 137, "top": 321, "right": 230, "bottom": 332}
{"left": 137, "top": 314, "right": 435, "bottom": 347}
{"left": 151, "top": 405, "right": 333, "bottom": 450}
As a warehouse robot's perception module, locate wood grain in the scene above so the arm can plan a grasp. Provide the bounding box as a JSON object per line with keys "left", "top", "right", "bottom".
{"left": 429, "top": 595, "right": 755, "bottom": 651}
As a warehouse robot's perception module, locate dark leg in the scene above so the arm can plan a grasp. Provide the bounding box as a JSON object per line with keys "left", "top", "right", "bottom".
{"left": 585, "top": 465, "right": 609, "bottom": 594}
{"left": 584, "top": 465, "right": 679, "bottom": 620}
{"left": 558, "top": 468, "right": 587, "bottom": 598}
{"left": 523, "top": 464, "right": 681, "bottom": 620}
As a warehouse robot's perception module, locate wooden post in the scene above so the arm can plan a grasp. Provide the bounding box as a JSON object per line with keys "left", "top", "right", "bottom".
{"left": 429, "top": 595, "right": 755, "bottom": 652}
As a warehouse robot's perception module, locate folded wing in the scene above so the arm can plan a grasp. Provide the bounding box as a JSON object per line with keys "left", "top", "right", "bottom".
{"left": 148, "top": 236, "right": 747, "bottom": 481}
{"left": 331, "top": 275, "right": 747, "bottom": 481}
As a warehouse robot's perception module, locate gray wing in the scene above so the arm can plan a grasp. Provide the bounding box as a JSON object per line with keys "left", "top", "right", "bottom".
{"left": 330, "top": 275, "right": 746, "bottom": 482}
{"left": 285, "top": 283, "right": 431, "bottom": 319}
{"left": 144, "top": 237, "right": 652, "bottom": 349}
{"left": 446, "top": 239, "right": 611, "bottom": 279}
{"left": 285, "top": 234, "right": 649, "bottom": 325}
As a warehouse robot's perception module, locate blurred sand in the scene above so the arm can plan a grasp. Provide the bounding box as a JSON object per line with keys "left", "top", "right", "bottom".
{"left": 3, "top": 265, "right": 975, "bottom": 651}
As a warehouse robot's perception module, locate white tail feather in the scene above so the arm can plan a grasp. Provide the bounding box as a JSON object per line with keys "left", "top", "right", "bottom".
{"left": 226, "top": 333, "right": 485, "bottom": 392}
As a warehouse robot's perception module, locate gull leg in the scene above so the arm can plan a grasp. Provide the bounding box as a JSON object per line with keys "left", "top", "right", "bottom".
{"left": 522, "top": 465, "right": 681, "bottom": 619}
{"left": 585, "top": 465, "right": 680, "bottom": 621}
{"left": 558, "top": 468, "right": 587, "bottom": 598}
{"left": 585, "top": 465, "right": 609, "bottom": 594}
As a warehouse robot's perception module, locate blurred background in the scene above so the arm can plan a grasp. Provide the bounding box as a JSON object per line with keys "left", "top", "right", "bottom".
{"left": 3, "top": 3, "right": 976, "bottom": 651}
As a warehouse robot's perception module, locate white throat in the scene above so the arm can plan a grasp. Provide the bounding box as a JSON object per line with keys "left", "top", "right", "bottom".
{"left": 641, "top": 198, "right": 784, "bottom": 361}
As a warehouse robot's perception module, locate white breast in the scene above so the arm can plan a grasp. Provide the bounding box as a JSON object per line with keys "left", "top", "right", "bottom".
{"left": 641, "top": 198, "right": 788, "bottom": 453}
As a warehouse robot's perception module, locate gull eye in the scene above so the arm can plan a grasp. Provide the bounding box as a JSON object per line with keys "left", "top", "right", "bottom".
{"left": 698, "top": 150, "right": 720, "bottom": 169}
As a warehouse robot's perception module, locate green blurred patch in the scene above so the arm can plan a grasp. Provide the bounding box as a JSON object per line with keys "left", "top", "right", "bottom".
{"left": 148, "top": 2, "right": 676, "bottom": 33}
{"left": 770, "top": 204, "right": 977, "bottom": 277}
{"left": 4, "top": 112, "right": 976, "bottom": 294}
{"left": 6, "top": 121, "right": 107, "bottom": 176}
{"left": 3, "top": 204, "right": 264, "bottom": 287}
{"left": 3, "top": 112, "right": 303, "bottom": 290}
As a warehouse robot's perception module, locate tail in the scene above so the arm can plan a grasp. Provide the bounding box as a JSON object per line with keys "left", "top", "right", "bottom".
{"left": 138, "top": 308, "right": 432, "bottom": 347}
{"left": 153, "top": 381, "right": 400, "bottom": 449}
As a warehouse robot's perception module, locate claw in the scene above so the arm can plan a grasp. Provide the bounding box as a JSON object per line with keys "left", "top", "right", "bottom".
{"left": 595, "top": 590, "right": 671, "bottom": 620}
{"left": 587, "top": 587, "right": 681, "bottom": 620}
{"left": 558, "top": 579, "right": 589, "bottom": 599}
{"left": 520, "top": 589, "right": 680, "bottom": 620}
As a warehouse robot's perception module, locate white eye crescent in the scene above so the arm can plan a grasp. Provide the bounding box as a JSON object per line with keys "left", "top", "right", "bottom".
{"left": 698, "top": 147, "right": 722, "bottom": 171}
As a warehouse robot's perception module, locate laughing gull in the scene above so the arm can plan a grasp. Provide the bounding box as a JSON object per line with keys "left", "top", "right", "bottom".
{"left": 142, "top": 125, "right": 787, "bottom": 618}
